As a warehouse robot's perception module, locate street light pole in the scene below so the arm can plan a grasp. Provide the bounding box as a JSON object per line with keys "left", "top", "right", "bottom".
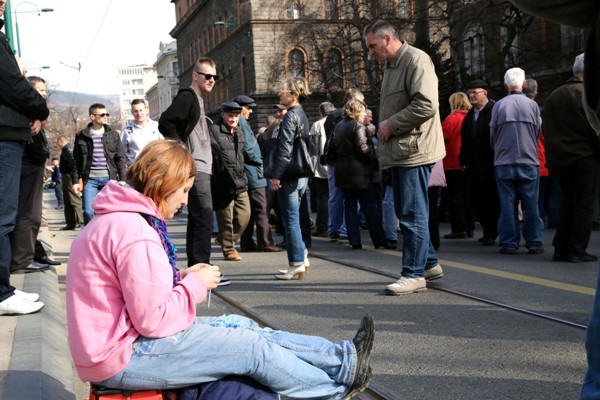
{"left": 3, "top": 0, "right": 15, "bottom": 52}
{"left": 12, "top": 3, "right": 54, "bottom": 56}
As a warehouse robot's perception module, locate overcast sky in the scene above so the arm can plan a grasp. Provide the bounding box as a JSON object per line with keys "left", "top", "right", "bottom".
{"left": 7, "top": 0, "right": 175, "bottom": 95}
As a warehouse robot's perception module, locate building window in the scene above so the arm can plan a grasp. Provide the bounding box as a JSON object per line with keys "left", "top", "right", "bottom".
{"left": 287, "top": 48, "right": 306, "bottom": 78}
{"left": 325, "top": 48, "right": 344, "bottom": 88}
{"left": 324, "top": 0, "right": 338, "bottom": 19}
{"left": 398, "top": 0, "right": 413, "bottom": 19}
{"left": 463, "top": 24, "right": 485, "bottom": 76}
{"left": 285, "top": 0, "right": 301, "bottom": 19}
{"left": 560, "top": 25, "right": 585, "bottom": 55}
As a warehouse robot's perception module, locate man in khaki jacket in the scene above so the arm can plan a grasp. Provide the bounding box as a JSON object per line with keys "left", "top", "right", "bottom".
{"left": 364, "top": 20, "right": 446, "bottom": 295}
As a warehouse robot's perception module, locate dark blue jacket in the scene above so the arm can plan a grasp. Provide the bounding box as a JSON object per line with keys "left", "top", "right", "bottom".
{"left": 239, "top": 117, "right": 266, "bottom": 189}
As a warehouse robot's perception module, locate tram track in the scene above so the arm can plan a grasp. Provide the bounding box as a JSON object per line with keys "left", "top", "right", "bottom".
{"left": 211, "top": 288, "right": 399, "bottom": 400}
{"left": 311, "top": 253, "right": 588, "bottom": 331}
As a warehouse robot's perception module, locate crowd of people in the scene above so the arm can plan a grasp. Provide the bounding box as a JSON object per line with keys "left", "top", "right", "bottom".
{"left": 3, "top": 3, "right": 600, "bottom": 396}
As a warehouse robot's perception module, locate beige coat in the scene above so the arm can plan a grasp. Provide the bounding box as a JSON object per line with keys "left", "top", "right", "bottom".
{"left": 377, "top": 43, "right": 445, "bottom": 168}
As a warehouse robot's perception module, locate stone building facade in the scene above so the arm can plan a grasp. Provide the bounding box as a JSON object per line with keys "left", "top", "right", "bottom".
{"left": 166, "top": 0, "right": 586, "bottom": 125}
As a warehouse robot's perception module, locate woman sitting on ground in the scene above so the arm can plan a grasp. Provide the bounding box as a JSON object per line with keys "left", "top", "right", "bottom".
{"left": 66, "top": 139, "right": 375, "bottom": 399}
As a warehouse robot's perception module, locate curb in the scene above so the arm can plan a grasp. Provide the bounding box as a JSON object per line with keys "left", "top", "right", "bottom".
{"left": 2, "top": 268, "right": 75, "bottom": 400}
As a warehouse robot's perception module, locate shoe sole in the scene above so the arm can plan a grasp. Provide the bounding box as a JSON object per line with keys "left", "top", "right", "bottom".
{"left": 385, "top": 287, "right": 427, "bottom": 295}
{"left": 425, "top": 273, "right": 443, "bottom": 282}
{"left": 348, "top": 317, "right": 375, "bottom": 399}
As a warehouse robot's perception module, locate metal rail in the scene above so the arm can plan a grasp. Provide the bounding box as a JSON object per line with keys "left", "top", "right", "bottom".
{"left": 211, "top": 289, "right": 398, "bottom": 400}
{"left": 312, "top": 254, "right": 588, "bottom": 331}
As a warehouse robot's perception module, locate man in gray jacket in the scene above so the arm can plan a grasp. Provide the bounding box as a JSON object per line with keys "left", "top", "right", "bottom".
{"left": 364, "top": 20, "right": 446, "bottom": 295}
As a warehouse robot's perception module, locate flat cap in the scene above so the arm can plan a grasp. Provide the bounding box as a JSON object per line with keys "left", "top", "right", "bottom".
{"left": 221, "top": 102, "right": 243, "bottom": 113}
{"left": 465, "top": 79, "right": 489, "bottom": 90}
{"left": 232, "top": 95, "right": 256, "bottom": 107}
{"left": 272, "top": 104, "right": 286, "bottom": 110}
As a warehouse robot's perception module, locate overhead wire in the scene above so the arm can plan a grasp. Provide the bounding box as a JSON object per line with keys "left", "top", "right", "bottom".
{"left": 69, "top": 0, "right": 114, "bottom": 107}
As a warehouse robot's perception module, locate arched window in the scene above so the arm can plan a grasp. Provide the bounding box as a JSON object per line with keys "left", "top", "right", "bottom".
{"left": 287, "top": 48, "right": 306, "bottom": 78}
{"left": 463, "top": 24, "right": 485, "bottom": 76}
{"left": 325, "top": 48, "right": 344, "bottom": 88}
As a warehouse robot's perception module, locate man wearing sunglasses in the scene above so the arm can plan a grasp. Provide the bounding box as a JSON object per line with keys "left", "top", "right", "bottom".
{"left": 72, "top": 103, "right": 127, "bottom": 225}
{"left": 159, "top": 57, "right": 220, "bottom": 270}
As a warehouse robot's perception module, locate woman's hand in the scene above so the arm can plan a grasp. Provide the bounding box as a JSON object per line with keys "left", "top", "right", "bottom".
{"left": 181, "top": 263, "right": 221, "bottom": 290}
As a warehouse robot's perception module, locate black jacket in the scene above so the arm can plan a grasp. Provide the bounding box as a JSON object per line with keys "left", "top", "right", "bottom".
{"left": 459, "top": 99, "right": 496, "bottom": 180}
{"left": 0, "top": 20, "right": 49, "bottom": 142}
{"left": 268, "top": 105, "right": 310, "bottom": 180}
{"left": 209, "top": 119, "right": 248, "bottom": 210}
{"left": 329, "top": 118, "right": 377, "bottom": 189}
{"left": 59, "top": 143, "right": 77, "bottom": 183}
{"left": 73, "top": 124, "right": 126, "bottom": 183}
{"left": 158, "top": 88, "right": 200, "bottom": 142}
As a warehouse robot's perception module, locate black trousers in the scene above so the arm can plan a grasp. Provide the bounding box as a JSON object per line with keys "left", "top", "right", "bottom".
{"left": 10, "top": 161, "right": 44, "bottom": 270}
{"left": 240, "top": 186, "right": 275, "bottom": 249}
{"left": 54, "top": 180, "right": 64, "bottom": 207}
{"left": 445, "top": 170, "right": 474, "bottom": 234}
{"left": 313, "top": 177, "right": 329, "bottom": 232}
{"left": 468, "top": 170, "right": 500, "bottom": 239}
{"left": 553, "top": 156, "right": 600, "bottom": 257}
{"left": 187, "top": 172, "right": 213, "bottom": 265}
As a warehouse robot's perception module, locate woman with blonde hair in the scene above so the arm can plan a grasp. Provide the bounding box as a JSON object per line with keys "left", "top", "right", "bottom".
{"left": 268, "top": 77, "right": 313, "bottom": 280}
{"left": 66, "top": 139, "right": 375, "bottom": 399}
{"left": 327, "top": 99, "right": 390, "bottom": 250}
{"left": 442, "top": 91, "right": 474, "bottom": 239}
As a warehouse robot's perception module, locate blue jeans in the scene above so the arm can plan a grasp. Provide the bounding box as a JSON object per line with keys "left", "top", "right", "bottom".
{"left": 391, "top": 165, "right": 438, "bottom": 277}
{"left": 93, "top": 315, "right": 355, "bottom": 399}
{"left": 327, "top": 167, "right": 346, "bottom": 236}
{"left": 495, "top": 165, "right": 543, "bottom": 250}
{"left": 0, "top": 141, "right": 24, "bottom": 302}
{"left": 382, "top": 186, "right": 398, "bottom": 241}
{"left": 82, "top": 176, "right": 110, "bottom": 225}
{"left": 277, "top": 177, "right": 307, "bottom": 266}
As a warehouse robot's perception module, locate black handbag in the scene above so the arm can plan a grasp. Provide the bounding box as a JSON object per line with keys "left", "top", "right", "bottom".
{"left": 284, "top": 133, "right": 319, "bottom": 179}
{"left": 264, "top": 132, "right": 319, "bottom": 179}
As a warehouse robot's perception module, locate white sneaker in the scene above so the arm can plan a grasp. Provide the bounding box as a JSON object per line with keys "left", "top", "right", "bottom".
{"left": 424, "top": 264, "right": 444, "bottom": 281}
{"left": 14, "top": 289, "right": 40, "bottom": 302}
{"left": 385, "top": 277, "right": 426, "bottom": 295}
{"left": 0, "top": 294, "right": 44, "bottom": 315}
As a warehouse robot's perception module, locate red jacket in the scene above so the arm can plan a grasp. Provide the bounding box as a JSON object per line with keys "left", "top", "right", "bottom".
{"left": 442, "top": 110, "right": 468, "bottom": 171}
{"left": 538, "top": 130, "right": 549, "bottom": 177}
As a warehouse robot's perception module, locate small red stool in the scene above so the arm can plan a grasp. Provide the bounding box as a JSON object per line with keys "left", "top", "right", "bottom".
{"left": 89, "top": 385, "right": 163, "bottom": 400}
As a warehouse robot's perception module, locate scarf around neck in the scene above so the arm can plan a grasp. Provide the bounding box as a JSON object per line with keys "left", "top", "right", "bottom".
{"left": 141, "top": 213, "right": 179, "bottom": 285}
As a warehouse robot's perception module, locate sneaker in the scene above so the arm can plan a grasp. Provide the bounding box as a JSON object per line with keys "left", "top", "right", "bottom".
{"left": 0, "top": 294, "right": 44, "bottom": 315}
{"left": 344, "top": 315, "right": 375, "bottom": 399}
{"left": 385, "top": 277, "right": 426, "bottom": 295}
{"left": 424, "top": 264, "right": 444, "bottom": 281}
{"left": 14, "top": 290, "right": 40, "bottom": 302}
{"left": 304, "top": 248, "right": 310, "bottom": 268}
{"left": 499, "top": 247, "right": 517, "bottom": 255}
{"left": 338, "top": 236, "right": 349, "bottom": 244}
{"left": 329, "top": 232, "right": 340, "bottom": 243}
{"left": 217, "top": 274, "right": 231, "bottom": 287}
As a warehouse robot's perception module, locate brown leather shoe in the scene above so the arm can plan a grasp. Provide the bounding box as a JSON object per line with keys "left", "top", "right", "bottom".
{"left": 261, "top": 245, "right": 283, "bottom": 252}
{"left": 224, "top": 250, "right": 242, "bottom": 261}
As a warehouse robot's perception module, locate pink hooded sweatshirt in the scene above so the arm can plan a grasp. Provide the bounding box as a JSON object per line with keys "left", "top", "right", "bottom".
{"left": 66, "top": 181, "right": 207, "bottom": 382}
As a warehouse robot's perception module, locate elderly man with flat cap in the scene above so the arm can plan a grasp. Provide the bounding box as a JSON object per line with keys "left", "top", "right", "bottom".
{"left": 233, "top": 95, "right": 283, "bottom": 254}
{"left": 209, "top": 102, "right": 251, "bottom": 261}
{"left": 458, "top": 79, "right": 500, "bottom": 246}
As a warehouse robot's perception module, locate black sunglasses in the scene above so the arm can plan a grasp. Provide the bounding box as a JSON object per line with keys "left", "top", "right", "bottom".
{"left": 94, "top": 113, "right": 110, "bottom": 117}
{"left": 194, "top": 71, "right": 219, "bottom": 81}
